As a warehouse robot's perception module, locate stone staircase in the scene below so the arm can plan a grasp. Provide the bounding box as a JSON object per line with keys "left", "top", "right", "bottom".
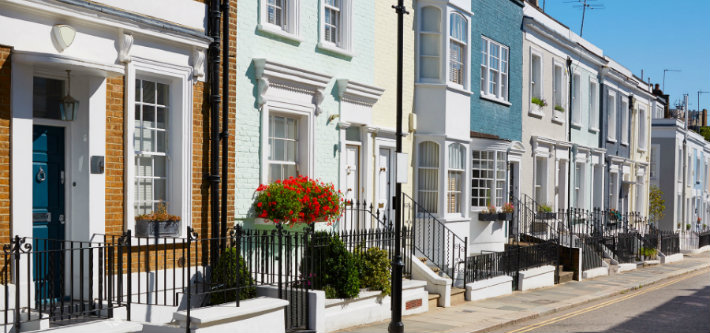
{"left": 556, "top": 265, "right": 574, "bottom": 284}
{"left": 604, "top": 258, "right": 619, "bottom": 275}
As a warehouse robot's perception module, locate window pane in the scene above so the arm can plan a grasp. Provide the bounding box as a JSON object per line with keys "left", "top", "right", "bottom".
{"left": 157, "top": 83, "right": 169, "bottom": 105}
{"left": 154, "top": 179, "right": 167, "bottom": 203}
{"left": 32, "top": 77, "right": 64, "bottom": 120}
{"left": 156, "top": 130, "right": 166, "bottom": 153}
{"left": 420, "top": 35, "right": 440, "bottom": 56}
{"left": 421, "top": 7, "right": 441, "bottom": 32}
{"left": 156, "top": 107, "right": 166, "bottom": 129}
{"left": 142, "top": 80, "right": 155, "bottom": 104}
{"left": 154, "top": 155, "right": 167, "bottom": 178}
{"left": 143, "top": 105, "right": 155, "bottom": 128}
{"left": 136, "top": 156, "right": 152, "bottom": 177}
{"left": 449, "top": 13, "right": 466, "bottom": 42}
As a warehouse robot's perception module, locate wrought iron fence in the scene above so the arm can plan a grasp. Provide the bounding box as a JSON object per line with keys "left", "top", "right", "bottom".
{"left": 659, "top": 231, "right": 680, "bottom": 255}
{"left": 463, "top": 241, "right": 557, "bottom": 290}
{"left": 334, "top": 199, "right": 393, "bottom": 232}
{"left": 699, "top": 231, "right": 710, "bottom": 248}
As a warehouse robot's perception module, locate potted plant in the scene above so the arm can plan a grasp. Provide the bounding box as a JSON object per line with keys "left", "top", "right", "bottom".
{"left": 253, "top": 176, "right": 344, "bottom": 226}
{"left": 639, "top": 247, "right": 657, "bottom": 261}
{"left": 531, "top": 97, "right": 547, "bottom": 108}
{"left": 608, "top": 209, "right": 622, "bottom": 224}
{"left": 135, "top": 203, "right": 180, "bottom": 237}
{"left": 498, "top": 202, "right": 514, "bottom": 221}
{"left": 686, "top": 223, "right": 691, "bottom": 231}
{"left": 536, "top": 204, "right": 556, "bottom": 219}
{"left": 554, "top": 105, "right": 565, "bottom": 112}
{"left": 703, "top": 223, "right": 707, "bottom": 230}
{"left": 478, "top": 205, "right": 498, "bottom": 222}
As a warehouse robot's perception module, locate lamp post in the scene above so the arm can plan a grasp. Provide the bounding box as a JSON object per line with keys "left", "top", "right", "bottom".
{"left": 662, "top": 69, "right": 680, "bottom": 92}
{"left": 389, "top": 1, "right": 407, "bottom": 333}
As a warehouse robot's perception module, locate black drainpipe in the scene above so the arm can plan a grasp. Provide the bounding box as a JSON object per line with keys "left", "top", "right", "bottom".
{"left": 567, "top": 56, "right": 582, "bottom": 210}
{"left": 208, "top": 0, "right": 222, "bottom": 267}
{"left": 220, "top": 0, "right": 230, "bottom": 252}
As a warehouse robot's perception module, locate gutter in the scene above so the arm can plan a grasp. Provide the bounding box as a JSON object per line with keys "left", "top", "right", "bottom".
{"left": 567, "top": 57, "right": 573, "bottom": 212}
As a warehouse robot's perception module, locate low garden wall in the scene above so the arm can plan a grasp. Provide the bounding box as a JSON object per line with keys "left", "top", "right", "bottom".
{"left": 465, "top": 275, "right": 512, "bottom": 301}
{"left": 517, "top": 265, "right": 555, "bottom": 291}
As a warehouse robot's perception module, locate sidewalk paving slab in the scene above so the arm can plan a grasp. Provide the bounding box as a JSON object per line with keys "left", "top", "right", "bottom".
{"left": 337, "top": 253, "right": 710, "bottom": 333}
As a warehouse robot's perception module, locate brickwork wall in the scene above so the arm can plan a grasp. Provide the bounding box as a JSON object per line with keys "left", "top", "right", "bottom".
{"left": 0, "top": 46, "right": 11, "bottom": 247}
{"left": 106, "top": 76, "right": 125, "bottom": 236}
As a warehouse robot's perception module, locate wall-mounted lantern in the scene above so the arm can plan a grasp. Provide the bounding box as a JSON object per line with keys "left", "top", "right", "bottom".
{"left": 60, "top": 70, "right": 79, "bottom": 121}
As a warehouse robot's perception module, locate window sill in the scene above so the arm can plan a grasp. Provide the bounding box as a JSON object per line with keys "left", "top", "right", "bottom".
{"left": 480, "top": 94, "right": 511, "bottom": 106}
{"left": 446, "top": 83, "right": 472, "bottom": 96}
{"left": 528, "top": 105, "right": 545, "bottom": 118}
{"left": 607, "top": 138, "right": 617, "bottom": 143}
{"left": 588, "top": 127, "right": 599, "bottom": 134}
{"left": 551, "top": 116, "right": 565, "bottom": 125}
{"left": 570, "top": 122, "right": 582, "bottom": 129}
{"left": 621, "top": 142, "right": 629, "bottom": 147}
{"left": 317, "top": 42, "right": 354, "bottom": 58}
{"left": 637, "top": 148, "right": 647, "bottom": 153}
{"left": 257, "top": 24, "right": 303, "bottom": 44}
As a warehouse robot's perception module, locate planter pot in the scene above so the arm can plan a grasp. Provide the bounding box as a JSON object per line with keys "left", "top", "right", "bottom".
{"left": 536, "top": 212, "right": 556, "bottom": 220}
{"left": 497, "top": 213, "right": 513, "bottom": 221}
{"left": 135, "top": 220, "right": 180, "bottom": 237}
{"left": 478, "top": 213, "right": 498, "bottom": 222}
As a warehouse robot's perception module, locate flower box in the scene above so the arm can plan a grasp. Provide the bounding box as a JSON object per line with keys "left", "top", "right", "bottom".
{"left": 497, "top": 213, "right": 513, "bottom": 221}
{"left": 135, "top": 220, "right": 180, "bottom": 237}
{"left": 478, "top": 213, "right": 498, "bottom": 222}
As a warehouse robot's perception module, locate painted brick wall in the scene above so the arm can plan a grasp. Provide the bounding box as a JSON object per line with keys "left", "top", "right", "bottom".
{"left": 469, "top": 0, "right": 524, "bottom": 142}
{"left": 105, "top": 76, "right": 124, "bottom": 236}
{"left": 0, "top": 46, "right": 11, "bottom": 247}
{"left": 234, "top": 0, "right": 375, "bottom": 220}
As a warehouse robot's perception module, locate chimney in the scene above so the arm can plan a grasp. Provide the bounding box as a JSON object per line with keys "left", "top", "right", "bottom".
{"left": 527, "top": 0, "right": 539, "bottom": 7}
{"left": 703, "top": 109, "right": 708, "bottom": 127}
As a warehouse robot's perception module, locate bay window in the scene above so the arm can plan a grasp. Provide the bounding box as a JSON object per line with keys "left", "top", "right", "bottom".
{"left": 481, "top": 37, "right": 509, "bottom": 102}
{"left": 449, "top": 13, "right": 467, "bottom": 86}
{"left": 418, "top": 141, "right": 440, "bottom": 213}
{"left": 419, "top": 6, "right": 441, "bottom": 82}
{"left": 471, "top": 150, "right": 506, "bottom": 208}
{"left": 447, "top": 144, "right": 465, "bottom": 214}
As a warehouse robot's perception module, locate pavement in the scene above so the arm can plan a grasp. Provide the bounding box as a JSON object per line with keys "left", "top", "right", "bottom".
{"left": 337, "top": 253, "right": 710, "bottom": 333}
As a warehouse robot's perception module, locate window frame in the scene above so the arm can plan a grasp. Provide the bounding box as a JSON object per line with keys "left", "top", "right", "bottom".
{"left": 267, "top": 114, "right": 300, "bottom": 182}
{"left": 471, "top": 150, "right": 507, "bottom": 209}
{"left": 620, "top": 96, "right": 629, "bottom": 145}
{"left": 534, "top": 156, "right": 548, "bottom": 205}
{"left": 607, "top": 90, "right": 617, "bottom": 142}
{"left": 259, "top": 0, "right": 301, "bottom": 42}
{"left": 448, "top": 12, "right": 468, "bottom": 88}
{"left": 418, "top": 5, "right": 442, "bottom": 83}
{"left": 574, "top": 162, "right": 585, "bottom": 208}
{"left": 447, "top": 143, "right": 466, "bottom": 215}
{"left": 637, "top": 105, "right": 647, "bottom": 152}
{"left": 318, "top": 0, "right": 353, "bottom": 56}
{"left": 552, "top": 60, "right": 566, "bottom": 121}
{"left": 417, "top": 141, "right": 440, "bottom": 214}
{"left": 589, "top": 79, "right": 599, "bottom": 132}
{"left": 571, "top": 73, "right": 581, "bottom": 127}
{"left": 261, "top": 105, "right": 313, "bottom": 184}
{"left": 480, "top": 36, "right": 510, "bottom": 103}
{"left": 650, "top": 144, "right": 659, "bottom": 180}
{"left": 529, "top": 48, "right": 544, "bottom": 116}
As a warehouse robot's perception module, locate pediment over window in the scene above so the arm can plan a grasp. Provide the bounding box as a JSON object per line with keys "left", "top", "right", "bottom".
{"left": 253, "top": 58, "right": 332, "bottom": 115}
{"left": 336, "top": 79, "right": 384, "bottom": 125}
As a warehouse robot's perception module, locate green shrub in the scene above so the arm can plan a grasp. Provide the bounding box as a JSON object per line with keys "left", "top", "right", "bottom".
{"left": 531, "top": 97, "right": 547, "bottom": 107}
{"left": 537, "top": 204, "right": 553, "bottom": 213}
{"left": 639, "top": 247, "right": 657, "bottom": 259}
{"left": 355, "top": 246, "right": 391, "bottom": 296}
{"left": 554, "top": 105, "right": 565, "bottom": 112}
{"left": 306, "top": 232, "right": 360, "bottom": 299}
{"left": 686, "top": 223, "right": 692, "bottom": 230}
{"left": 210, "top": 248, "right": 255, "bottom": 305}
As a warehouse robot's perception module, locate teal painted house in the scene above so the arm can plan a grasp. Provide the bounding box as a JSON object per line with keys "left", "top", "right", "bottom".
{"left": 234, "top": 0, "right": 384, "bottom": 226}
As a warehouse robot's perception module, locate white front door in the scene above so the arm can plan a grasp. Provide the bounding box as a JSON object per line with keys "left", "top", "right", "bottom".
{"left": 377, "top": 147, "right": 394, "bottom": 221}
{"left": 345, "top": 145, "right": 360, "bottom": 205}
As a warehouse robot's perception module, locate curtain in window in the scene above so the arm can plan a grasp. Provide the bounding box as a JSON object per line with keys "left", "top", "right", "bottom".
{"left": 448, "top": 144, "right": 465, "bottom": 214}
{"left": 418, "top": 141, "right": 439, "bottom": 213}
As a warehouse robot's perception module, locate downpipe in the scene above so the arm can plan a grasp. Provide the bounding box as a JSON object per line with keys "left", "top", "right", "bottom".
{"left": 207, "top": 0, "right": 222, "bottom": 267}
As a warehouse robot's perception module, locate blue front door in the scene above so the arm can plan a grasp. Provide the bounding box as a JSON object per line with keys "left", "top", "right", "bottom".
{"left": 32, "top": 125, "right": 65, "bottom": 299}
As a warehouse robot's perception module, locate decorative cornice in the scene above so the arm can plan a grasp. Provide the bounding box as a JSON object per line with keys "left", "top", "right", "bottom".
{"left": 118, "top": 32, "right": 133, "bottom": 63}
{"left": 336, "top": 79, "right": 385, "bottom": 106}
{"left": 253, "top": 58, "right": 332, "bottom": 114}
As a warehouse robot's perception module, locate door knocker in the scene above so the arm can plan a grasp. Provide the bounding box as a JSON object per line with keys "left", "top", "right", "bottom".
{"left": 36, "top": 167, "right": 46, "bottom": 183}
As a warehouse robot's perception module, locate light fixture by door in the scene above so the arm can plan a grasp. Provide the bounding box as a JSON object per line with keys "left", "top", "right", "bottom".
{"left": 60, "top": 70, "right": 79, "bottom": 121}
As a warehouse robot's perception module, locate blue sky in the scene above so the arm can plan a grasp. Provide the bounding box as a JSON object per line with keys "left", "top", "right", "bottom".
{"left": 541, "top": 0, "right": 710, "bottom": 111}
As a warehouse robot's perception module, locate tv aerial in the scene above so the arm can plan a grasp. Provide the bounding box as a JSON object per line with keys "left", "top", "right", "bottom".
{"left": 565, "top": 0, "right": 604, "bottom": 37}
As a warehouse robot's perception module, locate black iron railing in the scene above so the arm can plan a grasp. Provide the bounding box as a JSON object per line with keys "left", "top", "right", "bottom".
{"left": 659, "top": 231, "right": 680, "bottom": 255}
{"left": 700, "top": 231, "right": 710, "bottom": 248}
{"left": 335, "top": 199, "right": 393, "bottom": 232}
{"left": 403, "top": 193, "right": 467, "bottom": 284}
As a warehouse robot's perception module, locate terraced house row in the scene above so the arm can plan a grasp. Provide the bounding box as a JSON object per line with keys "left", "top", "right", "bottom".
{"left": 0, "top": 0, "right": 705, "bottom": 332}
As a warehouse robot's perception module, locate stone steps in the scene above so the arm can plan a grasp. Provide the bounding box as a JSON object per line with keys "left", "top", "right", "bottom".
{"left": 556, "top": 265, "right": 574, "bottom": 284}
{"left": 428, "top": 293, "right": 440, "bottom": 309}
{"left": 450, "top": 288, "right": 466, "bottom": 306}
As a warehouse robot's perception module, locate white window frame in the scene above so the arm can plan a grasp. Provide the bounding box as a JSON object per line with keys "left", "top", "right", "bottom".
{"left": 471, "top": 150, "right": 506, "bottom": 209}
{"left": 261, "top": 105, "right": 313, "bottom": 184}
{"left": 552, "top": 60, "right": 566, "bottom": 121}
{"left": 650, "top": 144, "right": 659, "bottom": 180}
{"left": 607, "top": 90, "right": 617, "bottom": 142}
{"left": 447, "top": 143, "right": 466, "bottom": 215}
{"left": 534, "top": 155, "right": 548, "bottom": 205}
{"left": 258, "top": 0, "right": 301, "bottom": 42}
{"left": 318, "top": 0, "right": 353, "bottom": 57}
{"left": 575, "top": 162, "right": 586, "bottom": 208}
{"left": 609, "top": 171, "right": 619, "bottom": 210}
{"left": 677, "top": 146, "right": 683, "bottom": 181}
{"left": 125, "top": 60, "right": 194, "bottom": 238}
{"left": 417, "top": 141, "right": 440, "bottom": 214}
{"left": 571, "top": 73, "right": 581, "bottom": 127}
{"left": 418, "top": 5, "right": 442, "bottom": 83}
{"left": 638, "top": 105, "right": 647, "bottom": 151}
{"left": 267, "top": 114, "right": 300, "bottom": 182}
{"left": 589, "top": 79, "right": 599, "bottom": 132}
{"left": 529, "top": 48, "right": 544, "bottom": 116}
{"left": 480, "top": 36, "right": 510, "bottom": 103}
{"left": 448, "top": 11, "right": 468, "bottom": 88}
{"left": 620, "top": 96, "right": 629, "bottom": 145}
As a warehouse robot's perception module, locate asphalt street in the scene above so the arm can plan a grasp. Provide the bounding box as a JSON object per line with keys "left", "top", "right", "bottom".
{"left": 488, "top": 269, "right": 710, "bottom": 333}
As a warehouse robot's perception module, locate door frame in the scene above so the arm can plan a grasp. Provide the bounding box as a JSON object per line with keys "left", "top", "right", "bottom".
{"left": 376, "top": 145, "right": 396, "bottom": 222}
{"left": 33, "top": 119, "right": 72, "bottom": 241}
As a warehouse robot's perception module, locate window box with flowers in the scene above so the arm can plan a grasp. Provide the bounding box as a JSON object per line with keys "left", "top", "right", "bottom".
{"left": 536, "top": 204, "right": 556, "bottom": 220}
{"left": 607, "top": 209, "right": 621, "bottom": 226}
{"left": 253, "top": 176, "right": 344, "bottom": 226}
{"left": 498, "top": 202, "right": 514, "bottom": 221}
{"left": 478, "top": 205, "right": 498, "bottom": 222}
{"left": 135, "top": 203, "right": 181, "bottom": 237}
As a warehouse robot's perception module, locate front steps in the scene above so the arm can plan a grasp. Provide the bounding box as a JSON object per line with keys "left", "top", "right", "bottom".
{"left": 556, "top": 265, "right": 574, "bottom": 284}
